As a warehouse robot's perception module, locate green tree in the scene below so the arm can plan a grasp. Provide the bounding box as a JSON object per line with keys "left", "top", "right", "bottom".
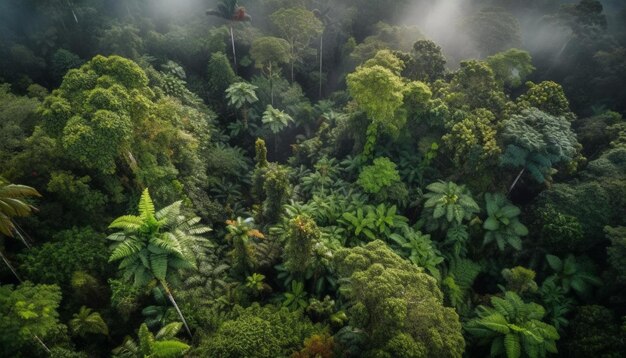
{"left": 517, "top": 81, "right": 573, "bottom": 119}
{"left": 346, "top": 55, "right": 406, "bottom": 157}
{"left": 250, "top": 37, "right": 290, "bottom": 105}
{"left": 225, "top": 82, "right": 258, "bottom": 127}
{"left": 262, "top": 105, "right": 293, "bottom": 134}
{"left": 486, "top": 49, "right": 535, "bottom": 89}
{"left": 406, "top": 39, "right": 447, "bottom": 82}
{"left": 465, "top": 291, "right": 559, "bottom": 358}
{"left": 483, "top": 193, "right": 528, "bottom": 251}
{"left": 107, "top": 189, "right": 212, "bottom": 337}
{"left": 357, "top": 157, "right": 401, "bottom": 195}
{"left": 18, "top": 227, "right": 109, "bottom": 287}
{"left": 225, "top": 217, "right": 264, "bottom": 279}
{"left": 500, "top": 108, "right": 578, "bottom": 188}
{"left": 335, "top": 240, "right": 465, "bottom": 357}
{"left": 284, "top": 215, "right": 319, "bottom": 277}
{"left": 206, "top": 0, "right": 252, "bottom": 70}
{"left": 442, "top": 108, "right": 501, "bottom": 173}
{"left": 113, "top": 322, "right": 189, "bottom": 358}
{"left": 270, "top": 7, "right": 323, "bottom": 82}
{"left": 196, "top": 303, "right": 322, "bottom": 358}
{"left": 0, "top": 84, "right": 40, "bottom": 166}
{"left": 449, "top": 60, "right": 505, "bottom": 113}
{"left": 69, "top": 306, "right": 109, "bottom": 337}
{"left": 207, "top": 52, "right": 237, "bottom": 103}
{"left": 0, "top": 282, "right": 62, "bottom": 356}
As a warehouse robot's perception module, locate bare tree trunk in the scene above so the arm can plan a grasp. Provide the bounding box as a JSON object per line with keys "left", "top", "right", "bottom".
{"left": 269, "top": 63, "right": 274, "bottom": 106}
{"left": 34, "top": 335, "right": 51, "bottom": 354}
{"left": 0, "top": 249, "right": 22, "bottom": 282}
{"left": 319, "top": 34, "right": 323, "bottom": 99}
{"left": 161, "top": 282, "right": 193, "bottom": 338}
{"left": 12, "top": 222, "right": 31, "bottom": 249}
{"left": 229, "top": 24, "right": 237, "bottom": 73}
{"left": 508, "top": 168, "right": 525, "bottom": 196}
{"left": 290, "top": 45, "right": 295, "bottom": 83}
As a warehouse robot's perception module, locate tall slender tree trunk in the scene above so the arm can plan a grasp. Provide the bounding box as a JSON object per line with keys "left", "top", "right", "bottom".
{"left": 290, "top": 44, "right": 295, "bottom": 83}
{"left": 508, "top": 168, "right": 525, "bottom": 195}
{"left": 12, "top": 222, "right": 31, "bottom": 249}
{"left": 161, "top": 282, "right": 193, "bottom": 338}
{"left": 0, "top": 249, "right": 22, "bottom": 282}
{"left": 319, "top": 34, "right": 323, "bottom": 98}
{"left": 34, "top": 335, "right": 51, "bottom": 354}
{"left": 269, "top": 63, "right": 274, "bottom": 106}
{"left": 229, "top": 24, "right": 237, "bottom": 73}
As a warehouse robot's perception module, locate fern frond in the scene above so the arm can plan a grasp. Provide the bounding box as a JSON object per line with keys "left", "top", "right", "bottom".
{"left": 139, "top": 188, "right": 156, "bottom": 220}
{"left": 151, "top": 340, "right": 190, "bottom": 357}
{"left": 109, "top": 215, "right": 144, "bottom": 231}
{"left": 110, "top": 239, "right": 144, "bottom": 262}
{"left": 504, "top": 333, "right": 521, "bottom": 358}
{"left": 156, "top": 322, "right": 183, "bottom": 340}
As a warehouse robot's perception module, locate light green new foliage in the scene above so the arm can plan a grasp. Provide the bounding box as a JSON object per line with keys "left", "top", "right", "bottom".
{"left": 0, "top": 282, "right": 63, "bottom": 356}
{"left": 112, "top": 322, "right": 189, "bottom": 358}
{"left": 347, "top": 63, "right": 405, "bottom": 125}
{"left": 422, "top": 181, "right": 479, "bottom": 232}
{"left": 465, "top": 291, "right": 559, "bottom": 358}
{"left": 39, "top": 55, "right": 149, "bottom": 174}
{"left": 347, "top": 52, "right": 406, "bottom": 156}
{"left": 357, "top": 157, "right": 401, "bottom": 194}
{"left": 262, "top": 105, "right": 293, "bottom": 134}
{"left": 335, "top": 240, "right": 465, "bottom": 357}
{"left": 107, "top": 188, "right": 212, "bottom": 337}
{"left": 483, "top": 193, "right": 528, "bottom": 251}
{"left": 70, "top": 306, "right": 109, "bottom": 337}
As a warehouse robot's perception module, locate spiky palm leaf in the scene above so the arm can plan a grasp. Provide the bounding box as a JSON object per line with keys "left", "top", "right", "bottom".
{"left": 70, "top": 306, "right": 109, "bottom": 337}
{"left": 113, "top": 323, "right": 188, "bottom": 358}
{"left": 0, "top": 177, "right": 41, "bottom": 237}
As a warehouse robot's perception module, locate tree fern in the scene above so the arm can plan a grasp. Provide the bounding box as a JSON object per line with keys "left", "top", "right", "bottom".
{"left": 422, "top": 181, "right": 479, "bottom": 232}
{"left": 107, "top": 188, "right": 211, "bottom": 338}
{"left": 113, "top": 322, "right": 188, "bottom": 358}
{"left": 465, "top": 291, "right": 559, "bottom": 358}
{"left": 70, "top": 306, "right": 109, "bottom": 337}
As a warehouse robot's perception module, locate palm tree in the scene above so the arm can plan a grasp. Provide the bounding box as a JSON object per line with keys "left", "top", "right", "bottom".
{"left": 107, "top": 189, "right": 212, "bottom": 338}
{"left": 113, "top": 322, "right": 189, "bottom": 358}
{"left": 70, "top": 306, "right": 109, "bottom": 337}
{"left": 0, "top": 177, "right": 41, "bottom": 281}
{"left": 225, "top": 82, "right": 258, "bottom": 128}
{"left": 206, "top": 0, "right": 251, "bottom": 71}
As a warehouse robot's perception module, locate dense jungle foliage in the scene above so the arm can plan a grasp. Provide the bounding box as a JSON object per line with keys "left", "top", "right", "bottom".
{"left": 1, "top": 0, "right": 625, "bottom": 357}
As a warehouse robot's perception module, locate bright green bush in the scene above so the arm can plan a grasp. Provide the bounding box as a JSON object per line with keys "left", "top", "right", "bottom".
{"left": 196, "top": 303, "right": 324, "bottom": 358}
